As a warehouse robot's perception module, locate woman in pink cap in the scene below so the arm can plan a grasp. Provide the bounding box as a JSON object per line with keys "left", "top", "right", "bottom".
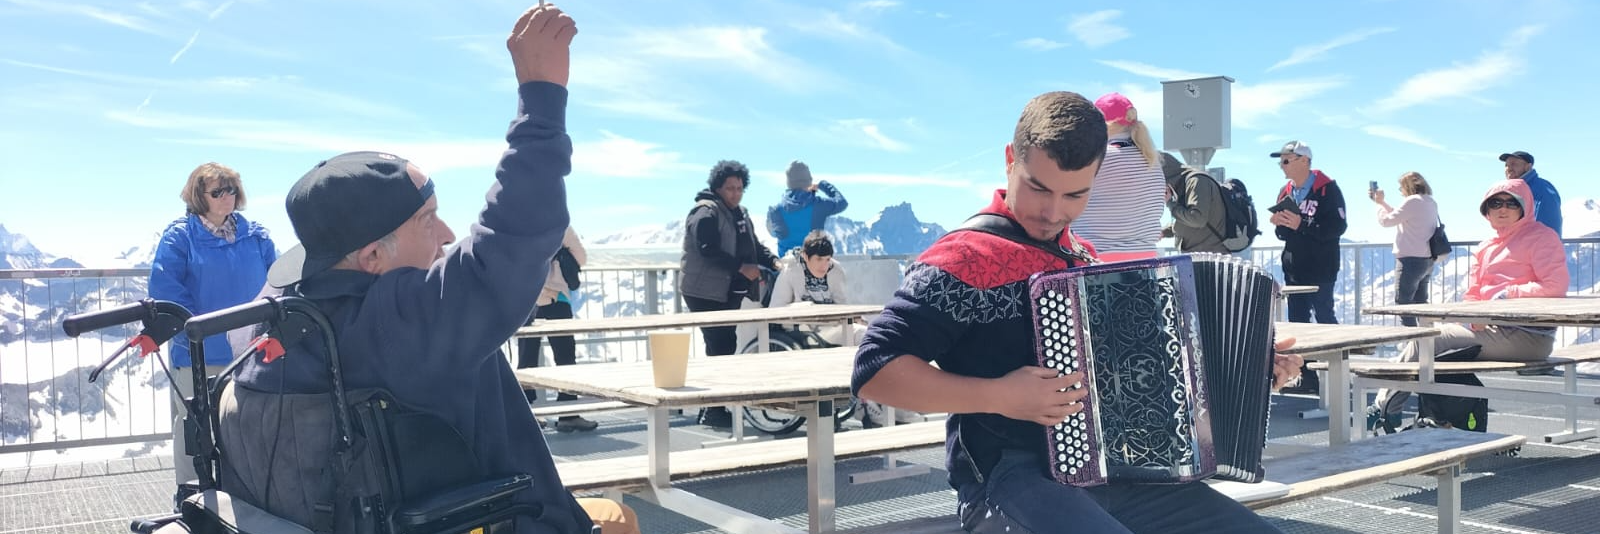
{"left": 1073, "top": 92, "right": 1167, "bottom": 262}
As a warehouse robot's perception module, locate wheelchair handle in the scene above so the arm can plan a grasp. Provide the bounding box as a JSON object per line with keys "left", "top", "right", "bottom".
{"left": 187, "top": 298, "right": 280, "bottom": 340}
{"left": 63, "top": 300, "right": 149, "bottom": 337}
{"left": 129, "top": 513, "right": 182, "bottom": 534}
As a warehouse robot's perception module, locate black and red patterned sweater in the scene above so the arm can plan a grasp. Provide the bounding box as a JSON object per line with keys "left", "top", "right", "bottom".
{"left": 853, "top": 190, "right": 1094, "bottom": 487}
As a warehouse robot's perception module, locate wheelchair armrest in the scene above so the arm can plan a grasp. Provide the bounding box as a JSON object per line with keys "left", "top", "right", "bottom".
{"left": 181, "top": 489, "right": 315, "bottom": 534}
{"left": 393, "top": 473, "right": 534, "bottom": 530}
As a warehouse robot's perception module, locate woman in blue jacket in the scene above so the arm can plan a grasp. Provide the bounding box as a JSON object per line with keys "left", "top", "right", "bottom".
{"left": 148, "top": 162, "right": 276, "bottom": 493}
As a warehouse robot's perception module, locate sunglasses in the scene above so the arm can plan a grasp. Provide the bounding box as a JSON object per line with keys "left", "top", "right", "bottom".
{"left": 1484, "top": 197, "right": 1521, "bottom": 211}
{"left": 207, "top": 186, "right": 238, "bottom": 199}
{"left": 1278, "top": 157, "right": 1295, "bottom": 166}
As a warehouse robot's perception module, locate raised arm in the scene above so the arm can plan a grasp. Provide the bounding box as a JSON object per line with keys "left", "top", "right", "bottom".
{"left": 373, "top": 5, "right": 579, "bottom": 370}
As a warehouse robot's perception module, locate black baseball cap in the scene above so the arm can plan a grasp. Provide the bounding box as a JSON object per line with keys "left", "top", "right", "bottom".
{"left": 1498, "top": 151, "right": 1534, "bottom": 165}
{"left": 267, "top": 151, "right": 434, "bottom": 287}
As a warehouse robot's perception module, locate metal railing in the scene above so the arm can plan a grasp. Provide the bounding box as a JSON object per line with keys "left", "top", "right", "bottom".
{"left": 2, "top": 242, "right": 1595, "bottom": 455}
{"left": 0, "top": 266, "right": 685, "bottom": 455}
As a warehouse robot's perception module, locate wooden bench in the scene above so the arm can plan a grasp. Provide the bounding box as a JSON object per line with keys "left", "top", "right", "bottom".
{"left": 1313, "top": 342, "right": 1600, "bottom": 443}
{"left": 1310, "top": 341, "right": 1600, "bottom": 377}
{"left": 844, "top": 429, "right": 1525, "bottom": 534}
{"left": 530, "top": 398, "right": 635, "bottom": 419}
{"left": 556, "top": 420, "right": 945, "bottom": 493}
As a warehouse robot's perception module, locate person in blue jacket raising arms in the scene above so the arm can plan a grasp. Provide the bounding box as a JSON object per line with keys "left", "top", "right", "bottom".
{"left": 768, "top": 160, "right": 848, "bottom": 254}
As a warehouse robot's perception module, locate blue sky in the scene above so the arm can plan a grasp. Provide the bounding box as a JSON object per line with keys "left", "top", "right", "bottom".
{"left": 2, "top": 0, "right": 1596, "bottom": 262}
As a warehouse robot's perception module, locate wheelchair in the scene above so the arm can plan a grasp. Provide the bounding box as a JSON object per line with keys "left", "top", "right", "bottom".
{"left": 65, "top": 296, "right": 579, "bottom": 534}
{"left": 734, "top": 323, "right": 859, "bottom": 436}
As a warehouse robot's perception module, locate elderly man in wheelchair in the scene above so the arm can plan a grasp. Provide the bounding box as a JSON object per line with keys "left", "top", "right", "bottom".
{"left": 119, "top": 6, "right": 636, "bottom": 533}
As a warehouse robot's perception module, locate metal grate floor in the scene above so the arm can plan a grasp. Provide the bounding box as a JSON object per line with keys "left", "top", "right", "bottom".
{"left": 4, "top": 386, "right": 1599, "bottom": 533}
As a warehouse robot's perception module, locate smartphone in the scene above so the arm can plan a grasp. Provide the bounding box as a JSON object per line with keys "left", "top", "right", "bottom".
{"left": 1267, "top": 196, "right": 1301, "bottom": 214}
{"left": 1369, "top": 180, "right": 1379, "bottom": 193}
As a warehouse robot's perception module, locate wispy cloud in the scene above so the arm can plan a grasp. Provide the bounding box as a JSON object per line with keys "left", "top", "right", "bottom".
{"left": 103, "top": 105, "right": 693, "bottom": 180}
{"left": 833, "top": 119, "right": 910, "bottom": 152}
{"left": 102, "top": 109, "right": 499, "bottom": 168}
{"left": 571, "top": 131, "right": 695, "bottom": 178}
{"left": 6, "top": 0, "right": 167, "bottom": 36}
{"left": 852, "top": 0, "right": 901, "bottom": 12}
{"left": 1016, "top": 37, "right": 1068, "bottom": 52}
{"left": 790, "top": 11, "right": 907, "bottom": 54}
{"left": 628, "top": 26, "right": 828, "bottom": 88}
{"left": 568, "top": 52, "right": 718, "bottom": 126}
{"left": 1362, "top": 125, "right": 1445, "bottom": 151}
{"left": 1098, "top": 60, "right": 1342, "bottom": 129}
{"left": 1370, "top": 25, "right": 1543, "bottom": 113}
{"left": 1096, "top": 60, "right": 1207, "bottom": 80}
{"left": 5, "top": 59, "right": 413, "bottom": 120}
{"left": 170, "top": 30, "right": 200, "bottom": 64}
{"left": 1268, "top": 27, "right": 1395, "bottom": 72}
{"left": 207, "top": 0, "right": 234, "bottom": 20}
{"left": 1067, "top": 10, "right": 1129, "bottom": 48}
{"left": 1233, "top": 78, "right": 1347, "bottom": 128}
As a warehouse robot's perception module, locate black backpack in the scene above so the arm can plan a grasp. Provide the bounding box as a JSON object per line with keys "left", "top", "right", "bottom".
{"left": 1412, "top": 346, "right": 1489, "bottom": 433}
{"left": 554, "top": 247, "right": 581, "bottom": 291}
{"left": 1208, "top": 173, "right": 1262, "bottom": 252}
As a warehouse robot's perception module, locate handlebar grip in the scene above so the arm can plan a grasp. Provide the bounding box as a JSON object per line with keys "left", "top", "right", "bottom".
{"left": 186, "top": 298, "right": 279, "bottom": 340}
{"left": 63, "top": 301, "right": 149, "bottom": 338}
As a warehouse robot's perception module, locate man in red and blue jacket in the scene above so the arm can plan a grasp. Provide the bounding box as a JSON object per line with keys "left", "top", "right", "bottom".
{"left": 853, "top": 92, "right": 1301, "bottom": 534}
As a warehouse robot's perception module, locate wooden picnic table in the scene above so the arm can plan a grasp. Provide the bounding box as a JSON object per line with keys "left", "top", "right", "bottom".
{"left": 1363, "top": 297, "right": 1600, "bottom": 443}
{"left": 1365, "top": 297, "right": 1600, "bottom": 327}
{"left": 1281, "top": 284, "right": 1319, "bottom": 295}
{"left": 517, "top": 347, "right": 858, "bottom": 534}
{"left": 513, "top": 303, "right": 884, "bottom": 338}
{"left": 516, "top": 303, "right": 881, "bottom": 443}
{"left": 1275, "top": 322, "right": 1441, "bottom": 444}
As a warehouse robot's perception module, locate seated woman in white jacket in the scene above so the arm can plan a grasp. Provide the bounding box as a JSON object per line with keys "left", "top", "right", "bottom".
{"left": 768, "top": 230, "right": 864, "bottom": 346}
{"left": 770, "top": 231, "right": 915, "bottom": 427}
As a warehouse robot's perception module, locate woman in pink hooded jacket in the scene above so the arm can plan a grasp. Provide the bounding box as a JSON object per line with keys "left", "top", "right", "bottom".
{"left": 1369, "top": 179, "right": 1568, "bottom": 432}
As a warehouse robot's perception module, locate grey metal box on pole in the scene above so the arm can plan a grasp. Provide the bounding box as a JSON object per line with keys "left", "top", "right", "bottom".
{"left": 1161, "top": 76, "right": 1234, "bottom": 169}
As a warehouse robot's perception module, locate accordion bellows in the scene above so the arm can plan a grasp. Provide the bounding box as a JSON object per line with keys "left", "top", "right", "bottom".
{"left": 1029, "top": 254, "right": 1278, "bottom": 487}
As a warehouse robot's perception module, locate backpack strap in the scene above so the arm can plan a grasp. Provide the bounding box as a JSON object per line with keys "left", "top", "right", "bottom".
{"left": 952, "top": 213, "right": 1096, "bottom": 266}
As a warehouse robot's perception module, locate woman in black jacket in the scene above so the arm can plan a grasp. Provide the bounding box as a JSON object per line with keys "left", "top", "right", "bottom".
{"left": 677, "top": 160, "right": 779, "bottom": 426}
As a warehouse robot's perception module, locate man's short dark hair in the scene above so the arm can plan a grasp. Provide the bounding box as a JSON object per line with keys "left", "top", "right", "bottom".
{"left": 801, "top": 230, "right": 834, "bottom": 257}
{"left": 707, "top": 160, "right": 751, "bottom": 190}
{"left": 1012, "top": 92, "right": 1108, "bottom": 172}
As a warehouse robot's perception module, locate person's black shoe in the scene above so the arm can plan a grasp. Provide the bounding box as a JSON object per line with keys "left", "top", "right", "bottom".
{"left": 555, "top": 415, "right": 599, "bottom": 433}
{"left": 698, "top": 407, "right": 734, "bottom": 428}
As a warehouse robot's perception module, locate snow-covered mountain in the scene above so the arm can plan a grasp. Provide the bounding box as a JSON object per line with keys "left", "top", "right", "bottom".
{"left": 1568, "top": 198, "right": 1600, "bottom": 238}
{"left": 0, "top": 224, "right": 82, "bottom": 270}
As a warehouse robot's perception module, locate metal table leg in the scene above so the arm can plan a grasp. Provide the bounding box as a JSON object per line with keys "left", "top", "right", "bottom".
{"left": 805, "top": 399, "right": 836, "bottom": 534}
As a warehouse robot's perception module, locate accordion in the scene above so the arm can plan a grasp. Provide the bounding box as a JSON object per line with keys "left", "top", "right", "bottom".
{"left": 1029, "top": 254, "right": 1278, "bottom": 487}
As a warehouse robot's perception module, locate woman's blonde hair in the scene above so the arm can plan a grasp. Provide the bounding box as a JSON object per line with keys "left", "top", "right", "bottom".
{"left": 1398, "top": 171, "right": 1431, "bottom": 196}
{"left": 1111, "top": 108, "right": 1161, "bottom": 169}
{"left": 180, "top": 162, "right": 247, "bottom": 215}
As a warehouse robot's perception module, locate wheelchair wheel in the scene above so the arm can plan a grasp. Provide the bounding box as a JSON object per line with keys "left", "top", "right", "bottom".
{"left": 739, "top": 331, "right": 859, "bottom": 435}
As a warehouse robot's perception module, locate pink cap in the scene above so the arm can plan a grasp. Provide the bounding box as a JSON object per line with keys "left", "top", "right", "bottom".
{"left": 1095, "top": 92, "right": 1134, "bottom": 126}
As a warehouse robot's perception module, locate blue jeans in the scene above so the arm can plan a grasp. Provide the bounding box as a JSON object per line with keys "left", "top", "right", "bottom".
{"left": 957, "top": 450, "right": 1281, "bottom": 534}
{"left": 1286, "top": 282, "right": 1337, "bottom": 324}
{"left": 1394, "top": 257, "right": 1433, "bottom": 327}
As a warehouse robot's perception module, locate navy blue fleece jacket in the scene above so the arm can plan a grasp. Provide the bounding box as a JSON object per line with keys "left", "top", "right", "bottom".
{"left": 234, "top": 82, "right": 589, "bottom": 533}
